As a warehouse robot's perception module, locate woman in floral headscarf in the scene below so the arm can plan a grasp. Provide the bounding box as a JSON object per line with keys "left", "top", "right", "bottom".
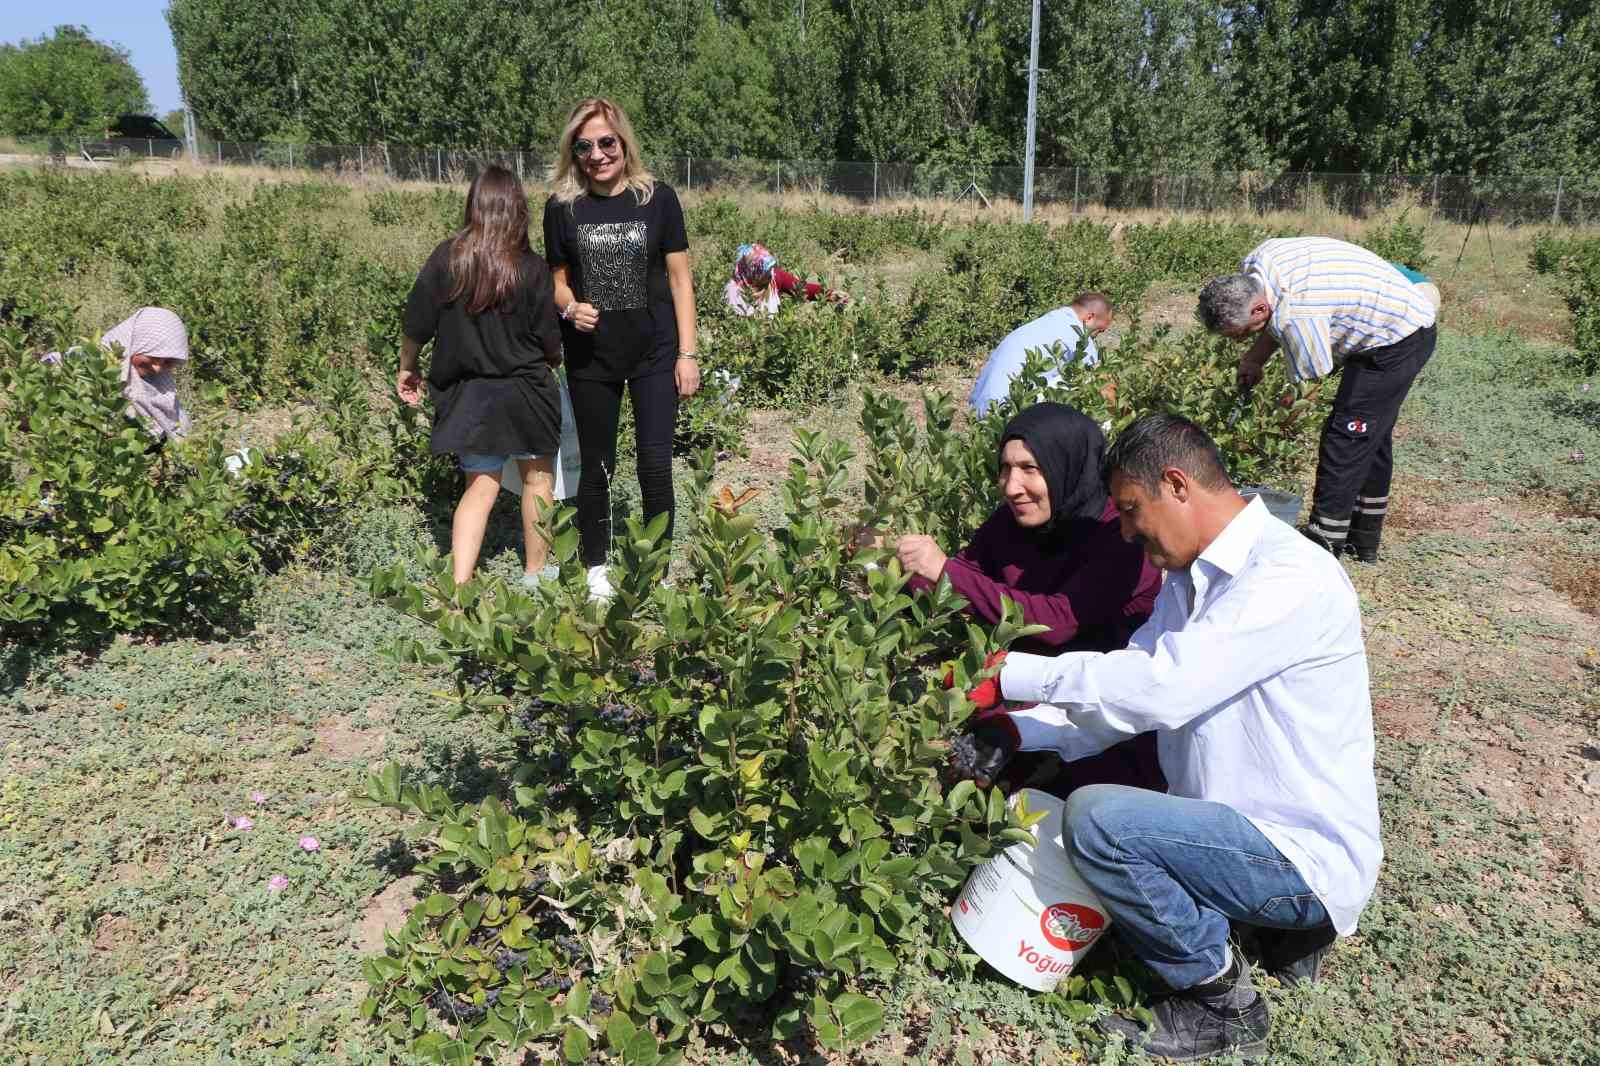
{"left": 724, "top": 243, "right": 848, "bottom": 316}
{"left": 101, "top": 307, "right": 191, "bottom": 442}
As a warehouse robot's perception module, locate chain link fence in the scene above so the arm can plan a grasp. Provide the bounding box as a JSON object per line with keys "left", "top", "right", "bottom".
{"left": 8, "top": 135, "right": 1600, "bottom": 225}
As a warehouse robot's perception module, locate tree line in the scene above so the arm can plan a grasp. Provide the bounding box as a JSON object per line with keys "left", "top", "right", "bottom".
{"left": 13, "top": 2, "right": 1594, "bottom": 177}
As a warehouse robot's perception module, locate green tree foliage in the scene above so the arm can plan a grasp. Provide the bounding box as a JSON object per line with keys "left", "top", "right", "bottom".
{"left": 163, "top": 0, "right": 1600, "bottom": 174}
{"left": 0, "top": 26, "right": 150, "bottom": 138}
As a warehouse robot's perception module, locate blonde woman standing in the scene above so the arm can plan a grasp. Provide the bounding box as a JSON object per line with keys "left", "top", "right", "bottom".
{"left": 542, "top": 98, "right": 698, "bottom": 601}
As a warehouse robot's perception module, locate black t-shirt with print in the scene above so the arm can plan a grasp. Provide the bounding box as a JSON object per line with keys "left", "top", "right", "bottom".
{"left": 542, "top": 183, "right": 688, "bottom": 382}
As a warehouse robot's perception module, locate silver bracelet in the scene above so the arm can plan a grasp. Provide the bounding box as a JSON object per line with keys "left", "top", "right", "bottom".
{"left": 677, "top": 351, "right": 698, "bottom": 360}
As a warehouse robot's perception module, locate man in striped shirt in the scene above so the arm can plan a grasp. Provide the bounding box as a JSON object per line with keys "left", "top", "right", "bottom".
{"left": 1197, "top": 237, "right": 1438, "bottom": 561}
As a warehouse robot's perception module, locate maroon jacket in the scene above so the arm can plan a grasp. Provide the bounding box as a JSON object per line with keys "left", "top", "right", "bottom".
{"left": 908, "top": 498, "right": 1160, "bottom": 654}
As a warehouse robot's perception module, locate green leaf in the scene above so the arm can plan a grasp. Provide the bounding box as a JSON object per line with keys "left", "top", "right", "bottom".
{"left": 562, "top": 1023, "right": 592, "bottom": 1062}
{"left": 833, "top": 991, "right": 885, "bottom": 1043}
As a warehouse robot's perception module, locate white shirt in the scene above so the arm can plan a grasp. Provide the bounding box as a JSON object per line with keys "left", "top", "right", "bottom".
{"left": 969, "top": 306, "right": 1099, "bottom": 415}
{"left": 998, "top": 496, "right": 1382, "bottom": 935}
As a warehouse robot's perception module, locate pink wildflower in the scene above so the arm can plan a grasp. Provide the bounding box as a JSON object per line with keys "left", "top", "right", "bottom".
{"left": 250, "top": 791, "right": 267, "bottom": 806}
{"left": 298, "top": 835, "right": 320, "bottom": 852}
{"left": 232, "top": 815, "right": 254, "bottom": 831}
{"left": 267, "top": 875, "right": 289, "bottom": 892}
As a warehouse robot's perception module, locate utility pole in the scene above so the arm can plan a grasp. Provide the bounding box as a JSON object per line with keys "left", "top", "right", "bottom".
{"left": 182, "top": 105, "right": 199, "bottom": 162}
{"left": 1022, "top": 0, "right": 1042, "bottom": 222}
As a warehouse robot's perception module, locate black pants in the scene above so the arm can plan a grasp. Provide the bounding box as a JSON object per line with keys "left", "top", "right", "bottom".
{"left": 1307, "top": 325, "right": 1436, "bottom": 552}
{"left": 568, "top": 370, "right": 677, "bottom": 567}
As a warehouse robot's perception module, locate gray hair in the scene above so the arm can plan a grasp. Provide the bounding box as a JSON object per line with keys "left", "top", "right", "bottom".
{"left": 1196, "top": 274, "right": 1262, "bottom": 333}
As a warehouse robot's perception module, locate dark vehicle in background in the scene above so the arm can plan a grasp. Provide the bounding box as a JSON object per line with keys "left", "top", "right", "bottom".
{"left": 76, "top": 115, "right": 185, "bottom": 161}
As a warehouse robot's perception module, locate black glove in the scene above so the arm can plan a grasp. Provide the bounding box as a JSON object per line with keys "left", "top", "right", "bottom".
{"left": 950, "top": 715, "right": 1021, "bottom": 788}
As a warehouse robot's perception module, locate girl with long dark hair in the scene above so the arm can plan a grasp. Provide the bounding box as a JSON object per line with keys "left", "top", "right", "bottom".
{"left": 397, "top": 165, "right": 562, "bottom": 586}
{"left": 543, "top": 98, "right": 699, "bottom": 601}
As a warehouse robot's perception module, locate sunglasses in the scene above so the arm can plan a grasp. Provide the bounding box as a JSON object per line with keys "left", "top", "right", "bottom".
{"left": 572, "top": 135, "right": 620, "bottom": 159}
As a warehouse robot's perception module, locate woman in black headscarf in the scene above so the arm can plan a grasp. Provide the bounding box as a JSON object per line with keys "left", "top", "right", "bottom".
{"left": 898, "top": 402, "right": 1166, "bottom": 794}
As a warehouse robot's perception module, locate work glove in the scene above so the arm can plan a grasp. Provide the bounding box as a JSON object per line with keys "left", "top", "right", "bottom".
{"left": 950, "top": 714, "right": 1021, "bottom": 788}
{"left": 942, "top": 650, "right": 1008, "bottom": 711}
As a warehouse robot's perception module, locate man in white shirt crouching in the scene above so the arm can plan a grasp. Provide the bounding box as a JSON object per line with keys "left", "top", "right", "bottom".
{"left": 951, "top": 412, "right": 1382, "bottom": 1061}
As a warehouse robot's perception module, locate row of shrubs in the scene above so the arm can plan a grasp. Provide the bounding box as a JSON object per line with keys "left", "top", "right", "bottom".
{"left": 1530, "top": 231, "right": 1600, "bottom": 373}
{"left": 0, "top": 168, "right": 1408, "bottom": 648}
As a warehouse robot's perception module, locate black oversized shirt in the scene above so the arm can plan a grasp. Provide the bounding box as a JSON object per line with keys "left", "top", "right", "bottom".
{"left": 402, "top": 239, "right": 562, "bottom": 457}
{"left": 541, "top": 183, "right": 688, "bottom": 382}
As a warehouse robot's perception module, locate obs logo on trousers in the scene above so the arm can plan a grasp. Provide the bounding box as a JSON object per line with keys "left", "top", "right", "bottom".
{"left": 1041, "top": 901, "right": 1106, "bottom": 951}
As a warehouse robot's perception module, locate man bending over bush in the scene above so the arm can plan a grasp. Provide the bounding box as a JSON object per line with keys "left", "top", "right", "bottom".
{"left": 1198, "top": 237, "right": 1437, "bottom": 562}
{"left": 951, "top": 413, "right": 1381, "bottom": 1061}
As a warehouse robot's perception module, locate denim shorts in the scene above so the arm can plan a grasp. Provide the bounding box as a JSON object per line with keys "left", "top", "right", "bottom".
{"left": 458, "top": 452, "right": 546, "bottom": 475}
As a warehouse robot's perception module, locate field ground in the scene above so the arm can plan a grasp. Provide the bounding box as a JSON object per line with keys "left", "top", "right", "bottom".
{"left": 4, "top": 304, "right": 1599, "bottom": 1062}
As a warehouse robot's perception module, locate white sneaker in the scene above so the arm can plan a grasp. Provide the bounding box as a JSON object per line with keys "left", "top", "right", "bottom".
{"left": 585, "top": 564, "right": 614, "bottom": 602}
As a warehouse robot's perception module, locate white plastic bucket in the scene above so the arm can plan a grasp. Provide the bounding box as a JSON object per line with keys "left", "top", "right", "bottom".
{"left": 1239, "top": 485, "right": 1302, "bottom": 526}
{"left": 951, "top": 789, "right": 1112, "bottom": 991}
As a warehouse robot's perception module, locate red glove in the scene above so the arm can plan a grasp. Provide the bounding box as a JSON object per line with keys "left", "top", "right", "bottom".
{"left": 943, "top": 651, "right": 1007, "bottom": 711}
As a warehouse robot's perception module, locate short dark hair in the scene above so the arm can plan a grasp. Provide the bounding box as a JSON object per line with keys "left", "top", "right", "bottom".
{"left": 1071, "top": 291, "right": 1113, "bottom": 318}
{"left": 1104, "top": 413, "right": 1233, "bottom": 493}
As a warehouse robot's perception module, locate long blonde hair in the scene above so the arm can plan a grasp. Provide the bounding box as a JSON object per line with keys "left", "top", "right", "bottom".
{"left": 551, "top": 98, "right": 656, "bottom": 206}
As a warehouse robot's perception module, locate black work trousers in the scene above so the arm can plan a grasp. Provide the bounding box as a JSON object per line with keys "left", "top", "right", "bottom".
{"left": 1306, "top": 325, "right": 1436, "bottom": 551}
{"left": 568, "top": 370, "right": 677, "bottom": 567}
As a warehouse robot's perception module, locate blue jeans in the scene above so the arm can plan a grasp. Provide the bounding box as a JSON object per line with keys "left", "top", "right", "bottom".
{"left": 1066, "top": 784, "right": 1329, "bottom": 990}
{"left": 459, "top": 452, "right": 542, "bottom": 475}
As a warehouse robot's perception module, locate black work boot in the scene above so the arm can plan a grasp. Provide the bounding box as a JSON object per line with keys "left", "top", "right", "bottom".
{"left": 1297, "top": 522, "right": 1345, "bottom": 558}
{"left": 1237, "top": 923, "right": 1337, "bottom": 986}
{"left": 1098, "top": 951, "right": 1269, "bottom": 1061}
{"left": 1348, "top": 505, "right": 1385, "bottom": 563}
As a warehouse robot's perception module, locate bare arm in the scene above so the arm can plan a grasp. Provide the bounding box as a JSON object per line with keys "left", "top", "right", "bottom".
{"left": 666, "top": 250, "right": 700, "bottom": 398}
{"left": 396, "top": 335, "right": 424, "bottom": 405}
{"left": 550, "top": 264, "right": 598, "bottom": 332}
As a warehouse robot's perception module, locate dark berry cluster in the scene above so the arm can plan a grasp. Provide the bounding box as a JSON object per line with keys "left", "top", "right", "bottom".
{"left": 536, "top": 972, "right": 575, "bottom": 992}
{"left": 493, "top": 949, "right": 527, "bottom": 972}
{"left": 458, "top": 655, "right": 495, "bottom": 690}
{"left": 553, "top": 935, "right": 583, "bottom": 959}
{"left": 426, "top": 987, "right": 497, "bottom": 1023}
{"left": 590, "top": 992, "right": 614, "bottom": 1013}
{"left": 596, "top": 700, "right": 646, "bottom": 735}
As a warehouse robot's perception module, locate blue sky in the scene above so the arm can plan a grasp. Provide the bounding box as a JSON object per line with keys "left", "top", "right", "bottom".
{"left": 3, "top": 2, "right": 183, "bottom": 114}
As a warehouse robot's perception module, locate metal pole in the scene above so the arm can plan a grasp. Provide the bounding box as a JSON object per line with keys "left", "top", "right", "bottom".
{"left": 873, "top": 161, "right": 878, "bottom": 203}
{"left": 436, "top": 147, "right": 442, "bottom": 182}
{"left": 1021, "top": 0, "right": 1041, "bottom": 222}
{"left": 1553, "top": 175, "right": 1564, "bottom": 224}
{"left": 183, "top": 108, "right": 199, "bottom": 161}
{"left": 359, "top": 145, "right": 365, "bottom": 175}
{"left": 217, "top": 141, "right": 222, "bottom": 165}
{"left": 1073, "top": 166, "right": 1079, "bottom": 212}
{"left": 288, "top": 143, "right": 294, "bottom": 170}
{"left": 1180, "top": 173, "right": 1187, "bottom": 216}
{"left": 687, "top": 156, "right": 692, "bottom": 192}
{"left": 147, "top": 138, "right": 153, "bottom": 159}
{"left": 1303, "top": 171, "right": 1310, "bottom": 213}
{"left": 776, "top": 160, "right": 782, "bottom": 196}
{"left": 1431, "top": 173, "right": 1440, "bottom": 207}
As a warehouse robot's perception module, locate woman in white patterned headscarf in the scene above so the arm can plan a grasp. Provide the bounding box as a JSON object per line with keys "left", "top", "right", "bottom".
{"left": 100, "top": 307, "right": 191, "bottom": 441}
